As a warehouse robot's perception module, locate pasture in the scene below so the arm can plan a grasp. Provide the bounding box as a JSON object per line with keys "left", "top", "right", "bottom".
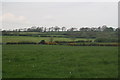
{"left": 0, "top": 36, "right": 2, "bottom": 43}
{"left": 2, "top": 45, "right": 118, "bottom": 78}
{"left": 0, "top": 45, "right": 1, "bottom": 79}
{"left": 2, "top": 36, "right": 94, "bottom": 43}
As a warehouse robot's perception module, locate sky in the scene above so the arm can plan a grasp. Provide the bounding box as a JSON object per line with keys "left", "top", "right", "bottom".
{"left": 1, "top": 0, "right": 119, "bottom": 2}
{"left": 0, "top": 1, "right": 118, "bottom": 30}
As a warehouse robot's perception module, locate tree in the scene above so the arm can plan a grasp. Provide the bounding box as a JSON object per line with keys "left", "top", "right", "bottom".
{"left": 54, "top": 26, "right": 60, "bottom": 32}
{"left": 61, "top": 27, "right": 66, "bottom": 31}
{"left": 68, "top": 27, "right": 77, "bottom": 32}
{"left": 44, "top": 27, "right": 47, "bottom": 32}
{"left": 48, "top": 28, "right": 51, "bottom": 32}
{"left": 90, "top": 27, "right": 97, "bottom": 31}
{"left": 97, "top": 26, "right": 102, "bottom": 31}
{"left": 115, "top": 28, "right": 120, "bottom": 32}
{"left": 101, "top": 25, "right": 107, "bottom": 31}
{"left": 103, "top": 27, "right": 114, "bottom": 32}
{"left": 51, "top": 27, "right": 54, "bottom": 32}
{"left": 80, "top": 27, "right": 90, "bottom": 31}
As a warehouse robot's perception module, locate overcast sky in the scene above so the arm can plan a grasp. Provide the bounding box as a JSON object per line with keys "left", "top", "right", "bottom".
{"left": 0, "top": 1, "right": 118, "bottom": 30}
{"left": 1, "top": 0, "right": 119, "bottom": 2}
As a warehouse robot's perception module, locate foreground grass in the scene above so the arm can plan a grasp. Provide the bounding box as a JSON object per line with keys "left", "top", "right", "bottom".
{"left": 2, "top": 45, "right": 118, "bottom": 78}
{"left": 0, "top": 36, "right": 2, "bottom": 43}
{"left": 0, "top": 45, "right": 2, "bottom": 78}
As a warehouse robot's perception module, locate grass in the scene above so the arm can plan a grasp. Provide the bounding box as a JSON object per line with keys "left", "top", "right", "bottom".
{"left": 0, "top": 36, "right": 2, "bottom": 43}
{"left": 0, "top": 44, "right": 2, "bottom": 79}
{"left": 2, "top": 36, "right": 94, "bottom": 43}
{"left": 2, "top": 45, "right": 118, "bottom": 78}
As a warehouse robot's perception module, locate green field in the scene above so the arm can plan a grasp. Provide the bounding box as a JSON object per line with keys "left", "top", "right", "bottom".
{"left": 0, "top": 44, "right": 2, "bottom": 79}
{"left": 2, "top": 45, "right": 118, "bottom": 78}
{"left": 2, "top": 36, "right": 94, "bottom": 43}
{"left": 0, "top": 36, "right": 2, "bottom": 43}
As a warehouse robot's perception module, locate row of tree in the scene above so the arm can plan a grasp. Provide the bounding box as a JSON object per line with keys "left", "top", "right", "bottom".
{"left": 2, "top": 25, "right": 119, "bottom": 32}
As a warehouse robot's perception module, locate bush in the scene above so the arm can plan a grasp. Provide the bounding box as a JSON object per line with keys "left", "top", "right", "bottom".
{"left": 68, "top": 43, "right": 77, "bottom": 46}
{"left": 6, "top": 42, "right": 18, "bottom": 44}
{"left": 46, "top": 42, "right": 58, "bottom": 45}
{"left": 17, "top": 41, "right": 36, "bottom": 44}
{"left": 39, "top": 40, "right": 46, "bottom": 44}
{"left": 76, "top": 40, "right": 92, "bottom": 43}
{"left": 6, "top": 41, "right": 37, "bottom": 44}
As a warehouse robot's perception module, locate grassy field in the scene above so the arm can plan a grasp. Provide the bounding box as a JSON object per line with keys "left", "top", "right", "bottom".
{"left": 0, "top": 36, "right": 2, "bottom": 43}
{"left": 2, "top": 45, "right": 118, "bottom": 78}
{"left": 0, "top": 45, "right": 2, "bottom": 79}
{"left": 2, "top": 36, "right": 94, "bottom": 43}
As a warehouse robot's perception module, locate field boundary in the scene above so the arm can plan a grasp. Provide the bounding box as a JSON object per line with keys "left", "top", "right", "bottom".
{"left": 2, "top": 42, "right": 119, "bottom": 47}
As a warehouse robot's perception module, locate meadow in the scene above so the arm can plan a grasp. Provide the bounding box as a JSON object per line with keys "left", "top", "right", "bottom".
{"left": 2, "top": 45, "right": 118, "bottom": 78}
{"left": 2, "top": 36, "right": 94, "bottom": 43}
{"left": 0, "top": 45, "right": 2, "bottom": 79}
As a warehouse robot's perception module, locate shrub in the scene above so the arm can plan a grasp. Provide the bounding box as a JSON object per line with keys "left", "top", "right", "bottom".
{"left": 6, "top": 42, "right": 18, "bottom": 44}
{"left": 46, "top": 42, "right": 58, "bottom": 45}
{"left": 68, "top": 43, "right": 77, "bottom": 46}
{"left": 6, "top": 41, "right": 37, "bottom": 44}
{"left": 76, "top": 40, "right": 92, "bottom": 43}
{"left": 17, "top": 41, "right": 36, "bottom": 44}
{"left": 39, "top": 40, "right": 46, "bottom": 44}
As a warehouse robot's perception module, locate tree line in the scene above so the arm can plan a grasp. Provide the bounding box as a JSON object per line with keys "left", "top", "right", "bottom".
{"left": 2, "top": 25, "right": 119, "bottom": 32}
